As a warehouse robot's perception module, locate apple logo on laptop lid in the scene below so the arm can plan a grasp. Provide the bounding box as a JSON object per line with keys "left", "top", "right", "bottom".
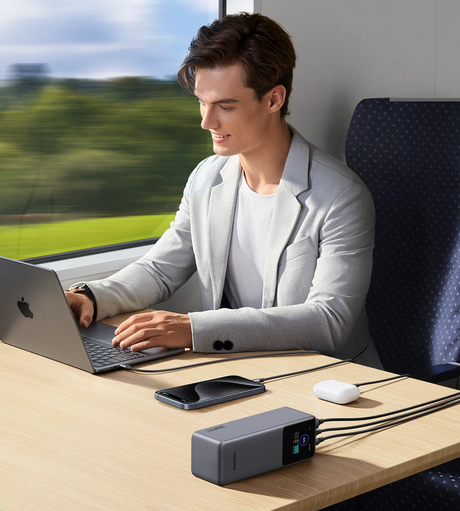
{"left": 17, "top": 297, "right": 34, "bottom": 319}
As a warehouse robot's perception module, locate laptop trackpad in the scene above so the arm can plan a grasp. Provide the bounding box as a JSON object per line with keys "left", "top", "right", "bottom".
{"left": 80, "top": 321, "right": 116, "bottom": 343}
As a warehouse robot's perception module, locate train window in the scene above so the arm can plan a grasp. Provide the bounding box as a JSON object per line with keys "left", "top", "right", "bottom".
{"left": 0, "top": 0, "right": 218, "bottom": 261}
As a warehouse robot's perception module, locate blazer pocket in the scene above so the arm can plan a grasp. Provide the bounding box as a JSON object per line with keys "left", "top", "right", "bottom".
{"left": 278, "top": 236, "right": 315, "bottom": 267}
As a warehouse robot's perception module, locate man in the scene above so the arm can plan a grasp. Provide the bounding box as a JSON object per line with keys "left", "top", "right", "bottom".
{"left": 67, "top": 13, "right": 382, "bottom": 368}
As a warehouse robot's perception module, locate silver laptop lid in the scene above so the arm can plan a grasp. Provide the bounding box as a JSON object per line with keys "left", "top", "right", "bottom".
{"left": 0, "top": 256, "right": 94, "bottom": 372}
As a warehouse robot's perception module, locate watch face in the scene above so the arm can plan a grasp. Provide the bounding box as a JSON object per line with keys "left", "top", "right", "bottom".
{"left": 69, "top": 284, "right": 89, "bottom": 294}
{"left": 68, "top": 284, "right": 84, "bottom": 291}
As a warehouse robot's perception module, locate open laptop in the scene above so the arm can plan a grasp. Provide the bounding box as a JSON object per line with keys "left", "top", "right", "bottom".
{"left": 0, "top": 256, "right": 184, "bottom": 373}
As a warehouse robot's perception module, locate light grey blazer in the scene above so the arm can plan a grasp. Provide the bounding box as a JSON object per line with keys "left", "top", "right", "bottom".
{"left": 86, "top": 128, "right": 382, "bottom": 368}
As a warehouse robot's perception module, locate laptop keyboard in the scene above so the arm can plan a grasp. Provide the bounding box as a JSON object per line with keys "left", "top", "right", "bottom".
{"left": 82, "top": 337, "right": 147, "bottom": 368}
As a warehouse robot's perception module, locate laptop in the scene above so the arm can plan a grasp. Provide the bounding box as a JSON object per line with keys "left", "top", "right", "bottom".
{"left": 0, "top": 256, "right": 184, "bottom": 373}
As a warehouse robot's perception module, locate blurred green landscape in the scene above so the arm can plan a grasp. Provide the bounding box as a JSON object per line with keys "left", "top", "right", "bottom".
{"left": 0, "top": 214, "right": 175, "bottom": 260}
{"left": 0, "top": 72, "right": 210, "bottom": 259}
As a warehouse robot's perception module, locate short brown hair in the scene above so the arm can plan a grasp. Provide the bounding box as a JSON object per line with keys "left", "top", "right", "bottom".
{"left": 177, "top": 13, "right": 296, "bottom": 118}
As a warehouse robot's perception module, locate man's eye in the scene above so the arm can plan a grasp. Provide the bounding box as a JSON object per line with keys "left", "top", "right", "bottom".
{"left": 220, "top": 106, "right": 233, "bottom": 111}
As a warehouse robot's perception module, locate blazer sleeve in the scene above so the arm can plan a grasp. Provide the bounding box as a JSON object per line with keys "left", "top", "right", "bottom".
{"left": 189, "top": 178, "right": 375, "bottom": 361}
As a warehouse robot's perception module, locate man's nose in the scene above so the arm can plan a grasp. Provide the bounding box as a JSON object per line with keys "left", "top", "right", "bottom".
{"left": 201, "top": 106, "right": 218, "bottom": 130}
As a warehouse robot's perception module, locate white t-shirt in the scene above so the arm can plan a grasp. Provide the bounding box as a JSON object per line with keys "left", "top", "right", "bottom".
{"left": 224, "top": 172, "right": 276, "bottom": 309}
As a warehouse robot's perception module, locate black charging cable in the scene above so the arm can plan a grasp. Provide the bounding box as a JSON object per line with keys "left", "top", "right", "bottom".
{"left": 317, "top": 391, "right": 460, "bottom": 426}
{"left": 251, "top": 346, "right": 369, "bottom": 383}
{"left": 315, "top": 392, "right": 460, "bottom": 445}
{"left": 121, "top": 346, "right": 368, "bottom": 382}
{"left": 352, "top": 374, "right": 411, "bottom": 388}
{"left": 317, "top": 393, "right": 460, "bottom": 434}
{"left": 252, "top": 359, "right": 352, "bottom": 383}
{"left": 120, "top": 350, "right": 320, "bottom": 374}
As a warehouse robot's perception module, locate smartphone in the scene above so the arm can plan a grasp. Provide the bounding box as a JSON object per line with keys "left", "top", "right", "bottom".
{"left": 154, "top": 375, "right": 266, "bottom": 410}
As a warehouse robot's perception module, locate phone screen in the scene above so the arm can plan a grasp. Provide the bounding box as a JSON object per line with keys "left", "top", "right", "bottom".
{"left": 155, "top": 375, "right": 266, "bottom": 409}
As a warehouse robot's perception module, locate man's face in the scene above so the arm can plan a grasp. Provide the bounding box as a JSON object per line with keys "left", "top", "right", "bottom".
{"left": 194, "top": 63, "right": 274, "bottom": 159}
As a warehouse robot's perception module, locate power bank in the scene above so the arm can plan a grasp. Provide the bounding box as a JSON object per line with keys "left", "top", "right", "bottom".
{"left": 154, "top": 375, "right": 265, "bottom": 409}
{"left": 192, "top": 407, "right": 316, "bottom": 485}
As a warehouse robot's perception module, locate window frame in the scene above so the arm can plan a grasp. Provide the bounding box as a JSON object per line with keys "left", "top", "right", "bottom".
{"left": 39, "top": 243, "right": 155, "bottom": 291}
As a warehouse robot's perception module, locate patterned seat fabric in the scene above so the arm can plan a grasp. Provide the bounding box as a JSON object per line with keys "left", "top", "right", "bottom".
{"left": 346, "top": 98, "right": 460, "bottom": 374}
{"left": 324, "top": 98, "right": 460, "bottom": 510}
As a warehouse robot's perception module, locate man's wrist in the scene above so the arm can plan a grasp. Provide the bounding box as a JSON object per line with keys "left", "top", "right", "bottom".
{"left": 67, "top": 284, "right": 98, "bottom": 321}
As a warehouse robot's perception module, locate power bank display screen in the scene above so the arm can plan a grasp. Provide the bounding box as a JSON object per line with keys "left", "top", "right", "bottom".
{"left": 282, "top": 417, "right": 316, "bottom": 465}
{"left": 155, "top": 375, "right": 265, "bottom": 409}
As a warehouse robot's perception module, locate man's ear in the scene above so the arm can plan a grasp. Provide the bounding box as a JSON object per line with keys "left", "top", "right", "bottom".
{"left": 267, "top": 85, "right": 287, "bottom": 114}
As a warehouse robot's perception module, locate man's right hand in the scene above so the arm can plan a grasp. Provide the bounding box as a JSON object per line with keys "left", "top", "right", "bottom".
{"left": 65, "top": 291, "right": 94, "bottom": 329}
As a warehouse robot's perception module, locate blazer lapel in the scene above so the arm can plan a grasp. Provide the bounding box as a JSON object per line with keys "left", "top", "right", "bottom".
{"left": 262, "top": 129, "right": 311, "bottom": 308}
{"left": 208, "top": 156, "right": 241, "bottom": 308}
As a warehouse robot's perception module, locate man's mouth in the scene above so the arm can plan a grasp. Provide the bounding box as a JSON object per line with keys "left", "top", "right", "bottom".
{"left": 212, "top": 133, "right": 231, "bottom": 141}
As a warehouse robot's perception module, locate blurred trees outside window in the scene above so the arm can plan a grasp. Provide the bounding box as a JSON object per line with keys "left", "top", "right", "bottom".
{"left": 0, "top": 1, "right": 216, "bottom": 260}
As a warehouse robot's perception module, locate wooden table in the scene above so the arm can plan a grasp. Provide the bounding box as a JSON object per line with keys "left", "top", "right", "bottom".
{"left": 2, "top": 316, "right": 460, "bottom": 510}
